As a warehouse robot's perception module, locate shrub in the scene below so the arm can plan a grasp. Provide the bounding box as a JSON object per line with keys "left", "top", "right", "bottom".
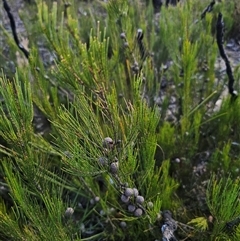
{"left": 0, "top": 0, "right": 240, "bottom": 240}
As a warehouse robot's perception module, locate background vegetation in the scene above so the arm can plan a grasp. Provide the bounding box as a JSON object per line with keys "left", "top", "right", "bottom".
{"left": 0, "top": 0, "right": 240, "bottom": 240}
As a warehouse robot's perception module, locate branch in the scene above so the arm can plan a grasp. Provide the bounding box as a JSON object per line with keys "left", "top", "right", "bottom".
{"left": 216, "top": 12, "right": 238, "bottom": 100}
{"left": 3, "top": 0, "right": 29, "bottom": 59}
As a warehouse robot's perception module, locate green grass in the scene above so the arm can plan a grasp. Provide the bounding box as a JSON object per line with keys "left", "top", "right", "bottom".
{"left": 0, "top": 0, "right": 240, "bottom": 240}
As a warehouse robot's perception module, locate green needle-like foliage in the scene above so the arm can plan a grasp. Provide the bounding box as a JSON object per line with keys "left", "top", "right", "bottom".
{"left": 0, "top": 0, "right": 240, "bottom": 240}
{"left": 207, "top": 176, "right": 240, "bottom": 240}
{"left": 0, "top": 72, "right": 33, "bottom": 146}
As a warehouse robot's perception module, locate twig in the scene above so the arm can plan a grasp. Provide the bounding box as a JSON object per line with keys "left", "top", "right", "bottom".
{"left": 161, "top": 210, "right": 178, "bottom": 241}
{"left": 224, "top": 216, "right": 240, "bottom": 234}
{"left": 166, "top": 0, "right": 179, "bottom": 7}
{"left": 136, "top": 29, "right": 146, "bottom": 60}
{"left": 201, "top": 0, "right": 215, "bottom": 19}
{"left": 3, "top": 0, "right": 29, "bottom": 59}
{"left": 216, "top": 12, "right": 238, "bottom": 100}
